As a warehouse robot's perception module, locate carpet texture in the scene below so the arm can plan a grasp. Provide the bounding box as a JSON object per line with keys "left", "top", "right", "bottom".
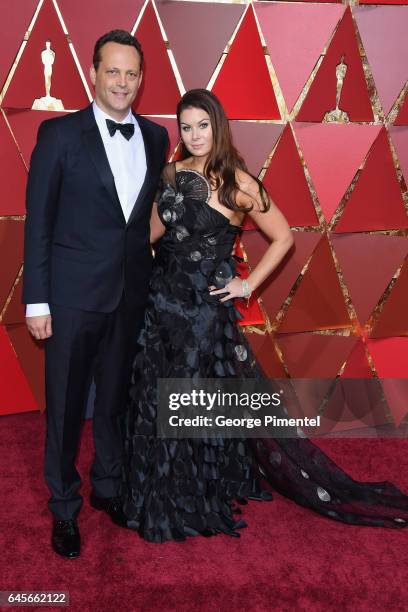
{"left": 1, "top": 412, "right": 407, "bottom": 611}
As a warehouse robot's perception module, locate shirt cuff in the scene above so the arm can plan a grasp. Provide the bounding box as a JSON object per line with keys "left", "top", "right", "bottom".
{"left": 26, "top": 303, "right": 51, "bottom": 317}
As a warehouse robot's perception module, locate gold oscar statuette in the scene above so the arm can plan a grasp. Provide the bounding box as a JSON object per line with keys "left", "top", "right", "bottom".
{"left": 32, "top": 40, "right": 64, "bottom": 111}
{"left": 324, "top": 55, "right": 349, "bottom": 123}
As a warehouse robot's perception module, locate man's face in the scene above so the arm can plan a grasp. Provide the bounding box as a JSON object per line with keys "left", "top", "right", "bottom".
{"left": 90, "top": 41, "right": 142, "bottom": 120}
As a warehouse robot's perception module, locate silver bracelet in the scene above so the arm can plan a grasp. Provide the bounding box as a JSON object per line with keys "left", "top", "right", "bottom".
{"left": 241, "top": 279, "right": 252, "bottom": 299}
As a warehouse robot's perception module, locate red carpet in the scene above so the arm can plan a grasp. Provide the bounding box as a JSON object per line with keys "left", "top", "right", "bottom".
{"left": 1, "top": 412, "right": 407, "bottom": 611}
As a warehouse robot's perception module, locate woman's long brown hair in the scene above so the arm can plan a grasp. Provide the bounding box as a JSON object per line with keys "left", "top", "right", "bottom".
{"left": 176, "top": 89, "right": 270, "bottom": 213}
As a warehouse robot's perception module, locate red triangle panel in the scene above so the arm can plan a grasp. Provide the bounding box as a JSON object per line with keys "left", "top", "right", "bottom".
{"left": 0, "top": 220, "right": 24, "bottom": 311}
{"left": 335, "top": 129, "right": 408, "bottom": 232}
{"left": 0, "top": 0, "right": 39, "bottom": 90}
{"left": 2, "top": 280, "right": 24, "bottom": 325}
{"left": 280, "top": 0, "right": 342, "bottom": 4}
{"left": 332, "top": 234, "right": 408, "bottom": 323}
{"left": 212, "top": 7, "right": 280, "bottom": 120}
{"left": 145, "top": 116, "right": 179, "bottom": 160}
{"left": 230, "top": 121, "right": 283, "bottom": 177}
{"left": 156, "top": 0, "right": 245, "bottom": 91}
{"left": 242, "top": 230, "right": 321, "bottom": 324}
{"left": 360, "top": 0, "right": 408, "bottom": 4}
{"left": 272, "top": 335, "right": 356, "bottom": 427}
{"left": 58, "top": 0, "right": 144, "bottom": 91}
{"left": 263, "top": 124, "right": 318, "bottom": 227}
{"left": 321, "top": 339, "right": 385, "bottom": 434}
{"left": 2, "top": 0, "right": 89, "bottom": 110}
{"left": 233, "top": 239, "right": 264, "bottom": 326}
{"left": 395, "top": 92, "right": 408, "bottom": 125}
{"left": 368, "top": 338, "right": 408, "bottom": 425}
{"left": 0, "top": 326, "right": 37, "bottom": 415}
{"left": 368, "top": 337, "right": 408, "bottom": 426}
{"left": 236, "top": 295, "right": 264, "bottom": 327}
{"left": 297, "top": 8, "right": 373, "bottom": 122}
{"left": 255, "top": 3, "right": 345, "bottom": 112}
{"left": 370, "top": 259, "right": 408, "bottom": 337}
{"left": 246, "top": 332, "right": 287, "bottom": 378}
{"left": 354, "top": 7, "right": 408, "bottom": 116}
{"left": 278, "top": 236, "right": 351, "bottom": 333}
{"left": 341, "top": 339, "right": 374, "bottom": 378}
{"left": 389, "top": 126, "right": 408, "bottom": 186}
{"left": 277, "top": 333, "right": 356, "bottom": 378}
{"left": 5, "top": 109, "right": 66, "bottom": 167}
{"left": 368, "top": 337, "right": 408, "bottom": 377}
{"left": 380, "top": 379, "right": 408, "bottom": 428}
{"left": 0, "top": 114, "right": 27, "bottom": 214}
{"left": 294, "top": 122, "right": 381, "bottom": 223}
{"left": 319, "top": 377, "right": 388, "bottom": 435}
{"left": 133, "top": 2, "right": 180, "bottom": 115}
{"left": 7, "top": 324, "right": 45, "bottom": 409}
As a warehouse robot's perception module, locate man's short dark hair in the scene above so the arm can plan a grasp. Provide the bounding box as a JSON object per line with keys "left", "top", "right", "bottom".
{"left": 93, "top": 30, "right": 144, "bottom": 71}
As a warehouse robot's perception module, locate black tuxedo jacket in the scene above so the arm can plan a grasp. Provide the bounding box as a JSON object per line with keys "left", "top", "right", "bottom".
{"left": 23, "top": 104, "right": 168, "bottom": 312}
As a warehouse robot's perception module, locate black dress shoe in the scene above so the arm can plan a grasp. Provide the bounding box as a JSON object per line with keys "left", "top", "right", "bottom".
{"left": 52, "top": 519, "right": 80, "bottom": 559}
{"left": 90, "top": 492, "right": 128, "bottom": 527}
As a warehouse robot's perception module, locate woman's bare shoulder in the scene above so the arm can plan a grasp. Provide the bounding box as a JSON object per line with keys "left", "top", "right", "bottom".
{"left": 235, "top": 169, "right": 265, "bottom": 210}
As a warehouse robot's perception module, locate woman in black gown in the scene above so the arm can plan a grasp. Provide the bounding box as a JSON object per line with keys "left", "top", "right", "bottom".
{"left": 123, "top": 89, "right": 408, "bottom": 542}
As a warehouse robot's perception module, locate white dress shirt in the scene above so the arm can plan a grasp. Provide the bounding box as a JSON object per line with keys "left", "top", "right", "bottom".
{"left": 26, "top": 101, "right": 147, "bottom": 317}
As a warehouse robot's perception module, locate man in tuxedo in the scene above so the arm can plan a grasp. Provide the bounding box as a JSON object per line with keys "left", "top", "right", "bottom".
{"left": 23, "top": 30, "right": 169, "bottom": 558}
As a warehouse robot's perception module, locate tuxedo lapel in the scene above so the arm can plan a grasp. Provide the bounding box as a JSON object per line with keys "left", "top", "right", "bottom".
{"left": 80, "top": 105, "right": 125, "bottom": 224}
{"left": 127, "top": 114, "right": 155, "bottom": 226}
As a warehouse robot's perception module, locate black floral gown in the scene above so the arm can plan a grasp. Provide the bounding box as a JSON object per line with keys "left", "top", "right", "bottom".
{"left": 123, "top": 162, "right": 408, "bottom": 543}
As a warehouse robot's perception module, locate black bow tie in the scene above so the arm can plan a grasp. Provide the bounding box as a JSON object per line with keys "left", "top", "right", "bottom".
{"left": 106, "top": 119, "right": 135, "bottom": 140}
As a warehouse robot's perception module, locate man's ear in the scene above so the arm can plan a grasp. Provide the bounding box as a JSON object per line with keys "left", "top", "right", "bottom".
{"left": 90, "top": 65, "right": 96, "bottom": 86}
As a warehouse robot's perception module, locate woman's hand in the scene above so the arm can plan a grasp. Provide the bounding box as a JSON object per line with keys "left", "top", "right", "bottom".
{"left": 208, "top": 277, "right": 249, "bottom": 302}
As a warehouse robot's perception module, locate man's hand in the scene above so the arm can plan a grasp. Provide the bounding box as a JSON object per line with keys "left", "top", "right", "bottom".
{"left": 26, "top": 315, "right": 53, "bottom": 340}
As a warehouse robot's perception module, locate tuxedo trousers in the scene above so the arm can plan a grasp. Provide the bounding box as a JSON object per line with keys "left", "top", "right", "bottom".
{"left": 44, "top": 296, "right": 145, "bottom": 520}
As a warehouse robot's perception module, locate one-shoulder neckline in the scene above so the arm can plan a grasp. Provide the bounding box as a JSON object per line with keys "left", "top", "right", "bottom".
{"left": 174, "top": 165, "right": 242, "bottom": 230}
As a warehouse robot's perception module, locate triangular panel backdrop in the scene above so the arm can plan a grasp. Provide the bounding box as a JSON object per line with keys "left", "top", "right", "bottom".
{"left": 0, "top": 0, "right": 407, "bottom": 428}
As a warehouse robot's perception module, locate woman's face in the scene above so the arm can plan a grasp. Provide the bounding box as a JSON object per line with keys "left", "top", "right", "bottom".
{"left": 179, "top": 106, "right": 213, "bottom": 159}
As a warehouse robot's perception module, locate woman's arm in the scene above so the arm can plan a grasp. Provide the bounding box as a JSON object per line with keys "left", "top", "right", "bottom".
{"left": 150, "top": 201, "right": 166, "bottom": 244}
{"left": 244, "top": 183, "right": 294, "bottom": 293}
{"left": 210, "top": 174, "right": 294, "bottom": 301}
